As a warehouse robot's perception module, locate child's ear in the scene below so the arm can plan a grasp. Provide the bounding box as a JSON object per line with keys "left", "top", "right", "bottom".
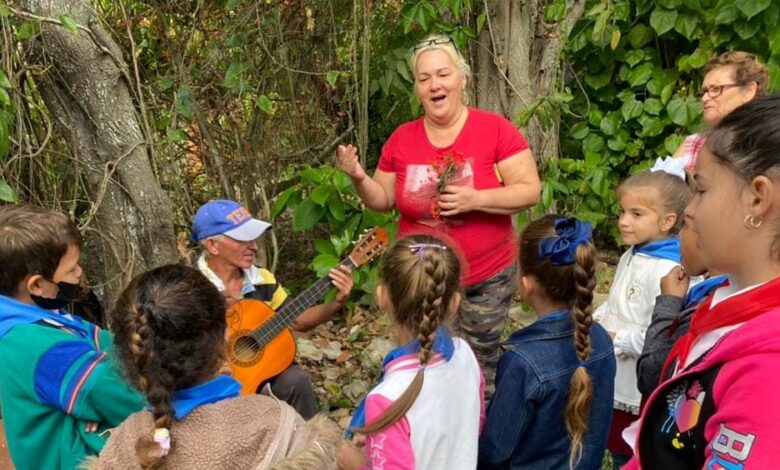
{"left": 660, "top": 212, "right": 678, "bottom": 233}
{"left": 518, "top": 275, "right": 535, "bottom": 300}
{"left": 375, "top": 284, "right": 390, "bottom": 313}
{"left": 746, "top": 175, "right": 776, "bottom": 221}
{"left": 25, "top": 274, "right": 46, "bottom": 297}
{"left": 447, "top": 292, "right": 462, "bottom": 317}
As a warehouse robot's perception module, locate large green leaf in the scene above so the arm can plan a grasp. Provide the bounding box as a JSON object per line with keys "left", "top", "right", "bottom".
{"left": 621, "top": 98, "right": 644, "bottom": 120}
{"left": 627, "top": 24, "right": 655, "bottom": 48}
{"left": 737, "top": 0, "right": 771, "bottom": 19}
{"left": 293, "top": 198, "right": 326, "bottom": 231}
{"left": 674, "top": 13, "right": 699, "bottom": 39}
{"left": 271, "top": 187, "right": 301, "bottom": 219}
{"left": 627, "top": 63, "right": 654, "bottom": 87}
{"left": 0, "top": 110, "right": 9, "bottom": 159}
{"left": 310, "top": 184, "right": 332, "bottom": 206}
{"left": 599, "top": 111, "right": 621, "bottom": 136}
{"left": 0, "top": 179, "right": 17, "bottom": 203}
{"left": 650, "top": 9, "right": 677, "bottom": 35}
{"left": 667, "top": 96, "right": 701, "bottom": 127}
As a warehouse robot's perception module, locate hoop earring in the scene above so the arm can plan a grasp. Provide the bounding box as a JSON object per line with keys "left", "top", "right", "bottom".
{"left": 743, "top": 214, "right": 763, "bottom": 229}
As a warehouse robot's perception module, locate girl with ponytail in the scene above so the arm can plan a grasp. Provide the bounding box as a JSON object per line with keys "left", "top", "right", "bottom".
{"left": 478, "top": 215, "right": 616, "bottom": 470}
{"left": 339, "top": 234, "right": 484, "bottom": 470}
{"left": 86, "top": 265, "right": 340, "bottom": 470}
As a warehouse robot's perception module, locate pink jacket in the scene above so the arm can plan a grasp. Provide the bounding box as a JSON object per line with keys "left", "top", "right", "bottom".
{"left": 625, "top": 306, "right": 780, "bottom": 469}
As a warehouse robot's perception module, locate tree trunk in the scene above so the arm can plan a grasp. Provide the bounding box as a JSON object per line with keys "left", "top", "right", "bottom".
{"left": 17, "top": 0, "right": 178, "bottom": 302}
{"left": 473, "top": 0, "right": 585, "bottom": 162}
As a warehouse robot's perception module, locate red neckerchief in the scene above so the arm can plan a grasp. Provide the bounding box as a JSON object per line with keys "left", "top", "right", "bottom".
{"left": 661, "top": 276, "right": 780, "bottom": 379}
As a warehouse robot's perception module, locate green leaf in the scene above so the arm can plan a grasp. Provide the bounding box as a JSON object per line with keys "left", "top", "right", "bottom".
{"left": 271, "top": 187, "right": 301, "bottom": 219}
{"left": 299, "top": 168, "right": 324, "bottom": 184}
{"left": 592, "top": 10, "right": 610, "bottom": 43}
{"left": 0, "top": 69, "right": 8, "bottom": 90}
{"left": 224, "top": 62, "right": 248, "bottom": 94}
{"left": 166, "top": 128, "right": 188, "bottom": 143}
{"left": 0, "top": 88, "right": 8, "bottom": 106}
{"left": 174, "top": 88, "right": 196, "bottom": 119}
{"left": 325, "top": 70, "right": 340, "bottom": 88}
{"left": 541, "top": 181, "right": 553, "bottom": 208}
{"left": 584, "top": 151, "right": 601, "bottom": 168}
{"left": 650, "top": 9, "right": 678, "bottom": 35}
{"left": 599, "top": 111, "right": 621, "bottom": 136}
{"left": 644, "top": 98, "right": 664, "bottom": 115}
{"left": 610, "top": 29, "right": 621, "bottom": 50}
{"left": 582, "top": 134, "right": 605, "bottom": 153}
{"left": 0, "top": 2, "right": 10, "bottom": 17}
{"left": 293, "top": 198, "right": 326, "bottom": 231}
{"left": 664, "top": 134, "right": 685, "bottom": 155}
{"left": 735, "top": 19, "right": 760, "bottom": 40}
{"left": 627, "top": 63, "right": 654, "bottom": 87}
{"left": 658, "top": 0, "right": 682, "bottom": 8}
{"left": 624, "top": 50, "right": 645, "bottom": 67}
{"left": 737, "top": 0, "right": 771, "bottom": 19}
{"left": 608, "top": 130, "right": 629, "bottom": 151}
{"left": 674, "top": 13, "right": 699, "bottom": 39}
{"left": 15, "top": 21, "right": 38, "bottom": 41}
{"left": 255, "top": 95, "right": 276, "bottom": 115}
{"left": 661, "top": 83, "right": 674, "bottom": 104}
{"left": 714, "top": 5, "right": 739, "bottom": 24}
{"left": 313, "top": 239, "right": 338, "bottom": 257}
{"left": 310, "top": 184, "right": 332, "bottom": 206}
{"left": 225, "top": 0, "right": 242, "bottom": 9}
{"left": 770, "top": 26, "right": 780, "bottom": 56}
{"left": 327, "top": 193, "right": 346, "bottom": 222}
{"left": 544, "top": 0, "right": 567, "bottom": 22}
{"left": 639, "top": 115, "right": 666, "bottom": 137}
{"left": 570, "top": 122, "right": 589, "bottom": 140}
{"left": 627, "top": 24, "right": 655, "bottom": 48}
{"left": 667, "top": 96, "right": 701, "bottom": 127}
{"left": 310, "top": 253, "right": 339, "bottom": 277}
{"left": 59, "top": 14, "right": 79, "bottom": 34}
{"left": 0, "top": 110, "right": 10, "bottom": 159}
{"left": 476, "top": 12, "right": 487, "bottom": 33}
{"left": 621, "top": 98, "right": 644, "bottom": 120}
{"left": 157, "top": 76, "right": 174, "bottom": 91}
{"left": 0, "top": 179, "right": 17, "bottom": 203}
{"left": 584, "top": 70, "right": 612, "bottom": 90}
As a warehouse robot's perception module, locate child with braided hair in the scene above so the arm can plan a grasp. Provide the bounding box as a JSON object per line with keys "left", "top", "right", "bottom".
{"left": 478, "top": 215, "right": 616, "bottom": 469}
{"left": 339, "top": 234, "right": 485, "bottom": 470}
{"left": 86, "top": 265, "right": 341, "bottom": 470}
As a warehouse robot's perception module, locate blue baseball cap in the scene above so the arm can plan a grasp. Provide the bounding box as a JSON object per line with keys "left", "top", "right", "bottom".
{"left": 192, "top": 200, "right": 272, "bottom": 242}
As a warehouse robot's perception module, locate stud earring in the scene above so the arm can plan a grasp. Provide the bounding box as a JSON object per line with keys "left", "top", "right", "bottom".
{"left": 743, "top": 214, "right": 762, "bottom": 229}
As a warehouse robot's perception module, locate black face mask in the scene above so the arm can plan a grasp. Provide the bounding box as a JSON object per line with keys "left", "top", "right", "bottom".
{"left": 30, "top": 280, "right": 81, "bottom": 310}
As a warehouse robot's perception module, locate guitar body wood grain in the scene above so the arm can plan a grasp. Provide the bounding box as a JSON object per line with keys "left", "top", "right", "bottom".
{"left": 226, "top": 299, "right": 297, "bottom": 395}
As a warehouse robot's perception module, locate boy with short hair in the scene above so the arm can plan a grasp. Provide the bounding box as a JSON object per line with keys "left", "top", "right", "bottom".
{"left": 0, "top": 204, "right": 144, "bottom": 470}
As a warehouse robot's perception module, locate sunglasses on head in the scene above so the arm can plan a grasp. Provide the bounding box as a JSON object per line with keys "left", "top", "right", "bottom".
{"left": 413, "top": 36, "right": 454, "bottom": 52}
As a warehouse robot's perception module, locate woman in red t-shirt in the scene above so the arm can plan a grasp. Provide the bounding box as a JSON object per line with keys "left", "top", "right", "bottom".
{"left": 336, "top": 34, "right": 540, "bottom": 392}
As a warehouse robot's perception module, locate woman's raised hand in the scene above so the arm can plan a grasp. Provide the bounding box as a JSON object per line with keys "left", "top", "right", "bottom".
{"left": 336, "top": 144, "right": 367, "bottom": 182}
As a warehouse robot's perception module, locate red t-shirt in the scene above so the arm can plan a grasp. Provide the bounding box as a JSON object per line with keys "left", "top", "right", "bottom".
{"left": 378, "top": 108, "right": 530, "bottom": 285}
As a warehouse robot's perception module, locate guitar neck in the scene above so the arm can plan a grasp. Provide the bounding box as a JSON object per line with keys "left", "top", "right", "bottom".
{"left": 250, "top": 257, "right": 356, "bottom": 346}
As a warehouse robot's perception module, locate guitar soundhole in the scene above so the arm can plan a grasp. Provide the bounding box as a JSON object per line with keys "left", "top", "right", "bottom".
{"left": 229, "top": 331, "right": 264, "bottom": 367}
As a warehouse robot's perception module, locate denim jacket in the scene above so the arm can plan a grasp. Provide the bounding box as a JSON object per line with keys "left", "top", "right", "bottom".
{"left": 478, "top": 310, "right": 616, "bottom": 470}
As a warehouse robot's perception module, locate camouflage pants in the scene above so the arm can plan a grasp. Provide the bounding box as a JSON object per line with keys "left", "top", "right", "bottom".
{"left": 454, "top": 264, "right": 516, "bottom": 397}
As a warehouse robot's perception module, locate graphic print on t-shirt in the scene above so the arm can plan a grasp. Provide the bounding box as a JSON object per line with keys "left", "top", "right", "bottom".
{"left": 403, "top": 158, "right": 474, "bottom": 225}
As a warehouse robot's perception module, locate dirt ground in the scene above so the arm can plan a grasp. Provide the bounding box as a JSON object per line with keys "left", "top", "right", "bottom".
{"left": 0, "top": 422, "right": 12, "bottom": 469}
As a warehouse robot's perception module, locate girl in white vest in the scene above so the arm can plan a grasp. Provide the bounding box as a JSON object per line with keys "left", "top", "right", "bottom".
{"left": 594, "top": 162, "right": 691, "bottom": 467}
{"left": 339, "top": 234, "right": 484, "bottom": 470}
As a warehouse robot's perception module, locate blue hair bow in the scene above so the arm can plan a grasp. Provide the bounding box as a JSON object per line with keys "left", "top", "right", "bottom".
{"left": 537, "top": 218, "right": 593, "bottom": 266}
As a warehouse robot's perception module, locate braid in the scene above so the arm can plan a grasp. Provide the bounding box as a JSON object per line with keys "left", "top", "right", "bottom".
{"left": 357, "top": 235, "right": 460, "bottom": 436}
{"left": 418, "top": 254, "right": 447, "bottom": 365}
{"left": 565, "top": 242, "right": 597, "bottom": 469}
{"left": 128, "top": 302, "right": 176, "bottom": 469}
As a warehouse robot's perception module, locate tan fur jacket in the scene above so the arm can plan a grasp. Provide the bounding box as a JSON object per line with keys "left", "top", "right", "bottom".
{"left": 81, "top": 394, "right": 340, "bottom": 470}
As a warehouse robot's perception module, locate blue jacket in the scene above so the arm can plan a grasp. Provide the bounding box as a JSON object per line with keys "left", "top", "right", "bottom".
{"left": 478, "top": 310, "right": 616, "bottom": 470}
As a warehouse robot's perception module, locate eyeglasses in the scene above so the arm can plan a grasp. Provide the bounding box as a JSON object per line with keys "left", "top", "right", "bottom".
{"left": 413, "top": 37, "right": 454, "bottom": 52}
{"left": 697, "top": 83, "right": 743, "bottom": 99}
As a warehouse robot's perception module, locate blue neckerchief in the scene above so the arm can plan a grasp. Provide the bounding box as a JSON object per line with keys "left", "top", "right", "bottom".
{"left": 346, "top": 327, "right": 454, "bottom": 438}
{"left": 632, "top": 237, "right": 681, "bottom": 263}
{"left": 0, "top": 294, "right": 90, "bottom": 340}
{"left": 536, "top": 309, "right": 570, "bottom": 323}
{"left": 683, "top": 275, "right": 728, "bottom": 309}
{"left": 166, "top": 375, "right": 242, "bottom": 420}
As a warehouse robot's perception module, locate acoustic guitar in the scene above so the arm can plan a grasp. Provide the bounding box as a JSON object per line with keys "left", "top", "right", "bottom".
{"left": 226, "top": 227, "right": 389, "bottom": 395}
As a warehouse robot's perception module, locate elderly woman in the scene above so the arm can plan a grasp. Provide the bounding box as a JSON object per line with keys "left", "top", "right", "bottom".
{"left": 336, "top": 35, "right": 541, "bottom": 391}
{"left": 673, "top": 51, "right": 769, "bottom": 169}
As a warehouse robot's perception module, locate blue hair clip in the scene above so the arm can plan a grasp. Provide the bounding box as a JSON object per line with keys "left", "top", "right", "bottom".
{"left": 537, "top": 218, "right": 593, "bottom": 266}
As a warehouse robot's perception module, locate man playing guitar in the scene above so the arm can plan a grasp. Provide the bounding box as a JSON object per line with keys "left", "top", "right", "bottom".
{"left": 192, "top": 199, "right": 353, "bottom": 419}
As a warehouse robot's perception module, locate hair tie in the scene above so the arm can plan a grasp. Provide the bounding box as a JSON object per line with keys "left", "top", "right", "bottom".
{"left": 154, "top": 428, "right": 171, "bottom": 456}
{"left": 409, "top": 243, "right": 447, "bottom": 260}
{"left": 650, "top": 156, "right": 687, "bottom": 180}
{"left": 578, "top": 360, "right": 588, "bottom": 368}
{"left": 538, "top": 218, "right": 592, "bottom": 266}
